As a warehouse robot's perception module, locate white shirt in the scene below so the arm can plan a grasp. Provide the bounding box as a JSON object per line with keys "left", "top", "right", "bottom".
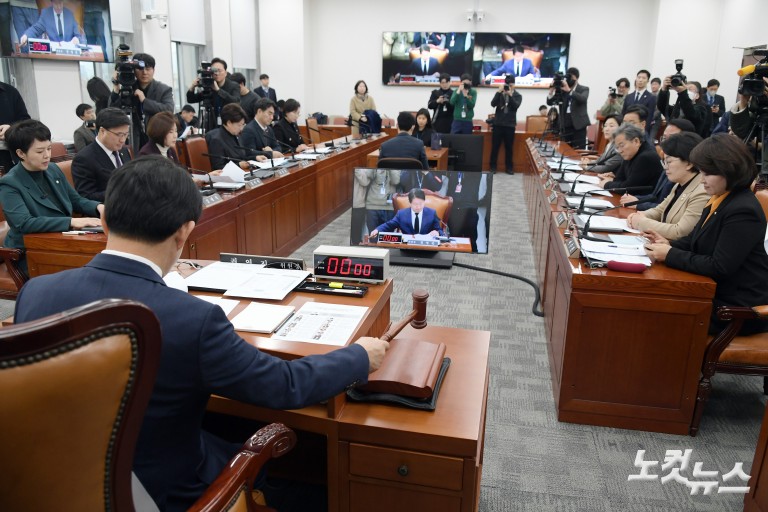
{"left": 102, "top": 250, "right": 163, "bottom": 278}
{"left": 95, "top": 137, "right": 121, "bottom": 167}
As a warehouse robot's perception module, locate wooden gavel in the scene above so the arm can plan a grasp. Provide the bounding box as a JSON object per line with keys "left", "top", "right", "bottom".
{"left": 380, "top": 289, "right": 429, "bottom": 342}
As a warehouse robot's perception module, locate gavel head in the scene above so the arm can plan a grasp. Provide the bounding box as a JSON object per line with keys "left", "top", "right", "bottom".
{"left": 410, "top": 288, "right": 429, "bottom": 329}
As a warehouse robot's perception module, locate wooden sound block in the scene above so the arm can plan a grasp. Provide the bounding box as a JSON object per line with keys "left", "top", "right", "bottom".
{"left": 606, "top": 260, "right": 646, "bottom": 273}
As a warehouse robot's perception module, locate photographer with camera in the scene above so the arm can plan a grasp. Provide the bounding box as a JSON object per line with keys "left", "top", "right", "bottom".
{"left": 731, "top": 73, "right": 768, "bottom": 174}
{"left": 656, "top": 60, "right": 711, "bottom": 138}
{"left": 547, "top": 67, "right": 590, "bottom": 149}
{"left": 449, "top": 73, "right": 477, "bottom": 134}
{"left": 428, "top": 73, "right": 455, "bottom": 134}
{"left": 108, "top": 50, "right": 174, "bottom": 151}
{"left": 186, "top": 58, "right": 240, "bottom": 133}
{"left": 489, "top": 75, "right": 522, "bottom": 174}
{"left": 599, "top": 78, "right": 629, "bottom": 117}
{"left": 73, "top": 103, "right": 97, "bottom": 152}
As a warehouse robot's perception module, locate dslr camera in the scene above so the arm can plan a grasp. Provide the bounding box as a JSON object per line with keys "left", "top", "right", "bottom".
{"left": 608, "top": 86, "right": 617, "bottom": 99}
{"left": 670, "top": 59, "right": 687, "bottom": 87}
{"left": 739, "top": 50, "right": 768, "bottom": 97}
{"left": 113, "top": 44, "right": 145, "bottom": 99}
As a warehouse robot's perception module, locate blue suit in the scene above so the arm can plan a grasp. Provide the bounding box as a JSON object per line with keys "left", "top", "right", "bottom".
{"left": 23, "top": 6, "right": 84, "bottom": 43}
{"left": 378, "top": 132, "right": 429, "bottom": 170}
{"left": 375, "top": 206, "right": 444, "bottom": 235}
{"left": 488, "top": 58, "right": 534, "bottom": 77}
{"left": 15, "top": 254, "right": 370, "bottom": 511}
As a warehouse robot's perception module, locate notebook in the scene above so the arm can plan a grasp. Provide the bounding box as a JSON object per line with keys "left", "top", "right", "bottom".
{"left": 231, "top": 302, "right": 295, "bottom": 334}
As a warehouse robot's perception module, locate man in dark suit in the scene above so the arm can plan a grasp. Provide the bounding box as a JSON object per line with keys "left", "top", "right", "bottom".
{"left": 71, "top": 108, "right": 132, "bottom": 202}
{"left": 254, "top": 73, "right": 277, "bottom": 102}
{"left": 19, "top": 0, "right": 84, "bottom": 45}
{"left": 73, "top": 103, "right": 97, "bottom": 152}
{"left": 621, "top": 70, "right": 657, "bottom": 136}
{"left": 378, "top": 112, "right": 429, "bottom": 170}
{"left": 600, "top": 123, "right": 663, "bottom": 190}
{"left": 370, "top": 188, "right": 444, "bottom": 237}
{"left": 186, "top": 58, "right": 240, "bottom": 132}
{"left": 487, "top": 46, "right": 535, "bottom": 79}
{"left": 231, "top": 72, "right": 258, "bottom": 120}
{"left": 410, "top": 45, "right": 440, "bottom": 75}
{"left": 428, "top": 73, "right": 455, "bottom": 134}
{"left": 547, "top": 67, "right": 590, "bottom": 149}
{"left": 241, "top": 98, "right": 285, "bottom": 158}
{"left": 175, "top": 104, "right": 198, "bottom": 138}
{"left": 13, "top": 156, "right": 389, "bottom": 511}
{"left": 705, "top": 79, "right": 726, "bottom": 134}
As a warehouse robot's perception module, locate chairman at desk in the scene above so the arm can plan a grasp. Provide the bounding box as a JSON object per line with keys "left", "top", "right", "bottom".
{"left": 644, "top": 134, "right": 768, "bottom": 335}
{"left": 370, "top": 188, "right": 444, "bottom": 237}
{"left": 14, "top": 156, "right": 389, "bottom": 511}
{"left": 19, "top": 0, "right": 84, "bottom": 46}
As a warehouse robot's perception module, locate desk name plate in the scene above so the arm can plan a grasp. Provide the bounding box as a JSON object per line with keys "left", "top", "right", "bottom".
{"left": 245, "top": 178, "right": 263, "bottom": 189}
{"left": 548, "top": 189, "right": 559, "bottom": 204}
{"left": 555, "top": 211, "right": 568, "bottom": 227}
{"left": 219, "top": 252, "right": 305, "bottom": 270}
{"left": 564, "top": 237, "right": 580, "bottom": 258}
{"left": 275, "top": 168, "right": 290, "bottom": 177}
{"left": 202, "top": 193, "right": 223, "bottom": 207}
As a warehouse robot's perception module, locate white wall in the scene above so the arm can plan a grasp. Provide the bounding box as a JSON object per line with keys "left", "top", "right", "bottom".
{"left": 258, "top": 0, "right": 307, "bottom": 106}
{"left": 33, "top": 60, "right": 84, "bottom": 141}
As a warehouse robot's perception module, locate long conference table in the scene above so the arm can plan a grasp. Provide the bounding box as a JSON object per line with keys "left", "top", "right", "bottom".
{"left": 25, "top": 134, "right": 389, "bottom": 277}
{"left": 523, "top": 138, "right": 716, "bottom": 435}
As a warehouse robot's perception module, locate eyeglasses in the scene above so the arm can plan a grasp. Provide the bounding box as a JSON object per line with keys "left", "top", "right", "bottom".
{"left": 211, "top": 68, "right": 224, "bottom": 74}
{"left": 106, "top": 128, "right": 129, "bottom": 139}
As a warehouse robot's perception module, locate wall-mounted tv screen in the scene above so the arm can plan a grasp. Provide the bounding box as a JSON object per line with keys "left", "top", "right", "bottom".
{"left": 383, "top": 31, "right": 570, "bottom": 89}
{"left": 351, "top": 169, "right": 493, "bottom": 254}
{"left": 0, "top": 0, "right": 113, "bottom": 62}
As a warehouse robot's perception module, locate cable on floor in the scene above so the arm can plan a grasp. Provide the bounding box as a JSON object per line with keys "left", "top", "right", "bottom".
{"left": 453, "top": 262, "right": 544, "bottom": 317}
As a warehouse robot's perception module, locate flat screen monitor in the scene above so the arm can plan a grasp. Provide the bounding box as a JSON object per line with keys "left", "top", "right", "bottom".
{"left": 382, "top": 31, "right": 570, "bottom": 89}
{"left": 1, "top": 0, "right": 113, "bottom": 62}
{"left": 439, "top": 134, "right": 484, "bottom": 172}
{"left": 351, "top": 168, "right": 493, "bottom": 259}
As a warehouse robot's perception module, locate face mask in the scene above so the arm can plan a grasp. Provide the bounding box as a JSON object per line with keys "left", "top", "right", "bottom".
{"left": 566, "top": 77, "right": 576, "bottom": 88}
{"left": 707, "top": 90, "right": 716, "bottom": 98}
{"left": 687, "top": 90, "right": 697, "bottom": 101}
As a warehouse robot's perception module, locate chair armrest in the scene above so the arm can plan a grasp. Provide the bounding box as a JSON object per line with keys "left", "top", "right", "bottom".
{"left": 0, "top": 248, "right": 27, "bottom": 290}
{"left": 188, "top": 423, "right": 297, "bottom": 512}
{"left": 716, "top": 305, "right": 768, "bottom": 321}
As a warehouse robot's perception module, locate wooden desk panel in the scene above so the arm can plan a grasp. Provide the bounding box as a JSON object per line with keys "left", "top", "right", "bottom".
{"left": 366, "top": 147, "right": 449, "bottom": 170}
{"left": 524, "top": 138, "right": 716, "bottom": 434}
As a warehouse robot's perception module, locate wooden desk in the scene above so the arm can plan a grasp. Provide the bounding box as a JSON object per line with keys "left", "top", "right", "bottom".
{"left": 366, "top": 147, "right": 449, "bottom": 170}
{"left": 523, "top": 138, "right": 716, "bottom": 435}
{"left": 209, "top": 323, "right": 490, "bottom": 512}
{"left": 24, "top": 135, "right": 388, "bottom": 278}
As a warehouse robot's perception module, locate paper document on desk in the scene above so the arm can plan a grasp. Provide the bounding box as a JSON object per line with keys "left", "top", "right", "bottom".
{"left": 231, "top": 302, "right": 296, "bottom": 333}
{"left": 294, "top": 153, "right": 320, "bottom": 160}
{"left": 580, "top": 239, "right": 647, "bottom": 256}
{"left": 184, "top": 262, "right": 265, "bottom": 292}
{"left": 219, "top": 161, "right": 245, "bottom": 183}
{"left": 548, "top": 158, "right": 581, "bottom": 167}
{"left": 569, "top": 183, "right": 612, "bottom": 197}
{"left": 576, "top": 215, "right": 629, "bottom": 233}
{"left": 582, "top": 250, "right": 652, "bottom": 267}
{"left": 271, "top": 302, "right": 369, "bottom": 346}
{"left": 565, "top": 197, "right": 613, "bottom": 209}
{"left": 309, "top": 147, "right": 333, "bottom": 154}
{"left": 223, "top": 268, "right": 310, "bottom": 301}
{"left": 253, "top": 158, "right": 286, "bottom": 169}
{"left": 608, "top": 234, "right": 648, "bottom": 247}
{"left": 196, "top": 296, "right": 240, "bottom": 317}
{"left": 560, "top": 172, "right": 601, "bottom": 184}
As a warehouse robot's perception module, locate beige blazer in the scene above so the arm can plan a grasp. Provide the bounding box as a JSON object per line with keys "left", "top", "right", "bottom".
{"left": 349, "top": 94, "right": 376, "bottom": 135}
{"left": 634, "top": 173, "right": 709, "bottom": 240}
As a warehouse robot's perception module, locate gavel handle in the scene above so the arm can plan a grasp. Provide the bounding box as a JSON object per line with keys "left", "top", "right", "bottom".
{"left": 380, "top": 310, "right": 418, "bottom": 342}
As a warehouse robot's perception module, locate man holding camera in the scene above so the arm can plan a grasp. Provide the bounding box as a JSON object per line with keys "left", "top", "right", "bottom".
{"left": 449, "top": 73, "right": 477, "bottom": 134}
{"left": 187, "top": 58, "right": 240, "bottom": 132}
{"left": 599, "top": 78, "right": 629, "bottom": 117}
{"left": 427, "top": 73, "right": 454, "bottom": 134}
{"left": 489, "top": 75, "right": 522, "bottom": 174}
{"left": 73, "top": 103, "right": 97, "bottom": 152}
{"left": 108, "top": 52, "right": 174, "bottom": 149}
{"left": 731, "top": 75, "right": 768, "bottom": 174}
{"left": 547, "top": 67, "right": 590, "bottom": 149}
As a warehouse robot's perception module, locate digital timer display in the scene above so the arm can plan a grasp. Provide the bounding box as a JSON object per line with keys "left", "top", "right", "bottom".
{"left": 377, "top": 232, "right": 403, "bottom": 244}
{"left": 313, "top": 255, "right": 385, "bottom": 281}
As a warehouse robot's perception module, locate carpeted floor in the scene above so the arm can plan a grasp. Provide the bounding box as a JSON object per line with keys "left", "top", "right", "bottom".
{"left": 290, "top": 171, "right": 764, "bottom": 512}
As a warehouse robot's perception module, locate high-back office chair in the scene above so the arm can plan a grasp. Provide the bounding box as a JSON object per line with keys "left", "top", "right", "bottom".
{"left": 377, "top": 157, "right": 424, "bottom": 170}
{"left": 50, "top": 141, "right": 68, "bottom": 160}
{"left": 0, "top": 205, "right": 26, "bottom": 298}
{"left": 689, "top": 188, "right": 768, "bottom": 436}
{"left": 56, "top": 158, "right": 76, "bottom": 187}
{"left": 392, "top": 189, "right": 453, "bottom": 226}
{"left": 525, "top": 115, "right": 548, "bottom": 134}
{"left": 176, "top": 140, "right": 190, "bottom": 168}
{"left": 305, "top": 117, "right": 321, "bottom": 145}
{"left": 407, "top": 47, "right": 449, "bottom": 66}
{"left": 184, "top": 136, "right": 213, "bottom": 173}
{"left": 0, "top": 299, "right": 162, "bottom": 511}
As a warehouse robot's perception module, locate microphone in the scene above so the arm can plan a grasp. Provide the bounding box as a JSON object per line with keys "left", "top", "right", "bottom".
{"left": 737, "top": 64, "right": 756, "bottom": 77}
{"left": 259, "top": 131, "right": 297, "bottom": 160}
{"left": 355, "top": 118, "right": 374, "bottom": 139}
{"left": 186, "top": 167, "right": 217, "bottom": 196}
{"left": 579, "top": 201, "right": 640, "bottom": 241}
{"left": 566, "top": 164, "right": 598, "bottom": 194}
{"left": 319, "top": 125, "right": 349, "bottom": 147}
{"left": 606, "top": 185, "right": 654, "bottom": 195}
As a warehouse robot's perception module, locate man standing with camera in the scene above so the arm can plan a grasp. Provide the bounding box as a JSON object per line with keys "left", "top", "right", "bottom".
{"left": 187, "top": 58, "right": 240, "bottom": 133}
{"left": 428, "top": 73, "right": 454, "bottom": 134}
{"left": 449, "top": 73, "right": 477, "bottom": 134}
{"left": 109, "top": 52, "right": 174, "bottom": 150}
{"left": 547, "top": 67, "right": 590, "bottom": 149}
{"left": 599, "top": 78, "right": 629, "bottom": 117}
{"left": 489, "top": 75, "right": 522, "bottom": 174}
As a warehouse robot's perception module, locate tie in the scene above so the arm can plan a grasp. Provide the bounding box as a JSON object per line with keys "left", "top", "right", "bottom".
{"left": 516, "top": 62, "right": 520, "bottom": 76}
{"left": 413, "top": 212, "right": 420, "bottom": 234}
{"left": 57, "top": 13, "right": 63, "bottom": 39}
{"left": 112, "top": 151, "right": 122, "bottom": 168}
{"left": 636, "top": 92, "right": 640, "bottom": 102}
{"left": 423, "top": 61, "right": 427, "bottom": 74}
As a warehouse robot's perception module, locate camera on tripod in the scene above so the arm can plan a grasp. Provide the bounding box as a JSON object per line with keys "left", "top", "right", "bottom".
{"left": 196, "top": 61, "right": 215, "bottom": 98}
{"left": 113, "top": 44, "right": 144, "bottom": 99}
{"left": 670, "top": 59, "right": 687, "bottom": 87}
{"left": 608, "top": 86, "right": 617, "bottom": 99}
{"left": 739, "top": 50, "right": 768, "bottom": 98}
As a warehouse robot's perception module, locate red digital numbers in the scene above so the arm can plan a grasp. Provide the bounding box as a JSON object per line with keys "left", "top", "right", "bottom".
{"left": 324, "top": 257, "right": 373, "bottom": 277}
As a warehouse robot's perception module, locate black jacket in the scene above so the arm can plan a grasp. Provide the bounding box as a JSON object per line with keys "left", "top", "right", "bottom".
{"left": 667, "top": 188, "right": 768, "bottom": 334}
{"left": 491, "top": 90, "right": 522, "bottom": 127}
{"left": 427, "top": 88, "right": 454, "bottom": 134}
{"left": 241, "top": 120, "right": 281, "bottom": 157}
{"left": 412, "top": 128, "right": 434, "bottom": 147}
{"left": 71, "top": 141, "right": 131, "bottom": 202}
{"left": 273, "top": 118, "right": 305, "bottom": 150}
{"left": 656, "top": 88, "right": 712, "bottom": 138}
{"left": 204, "top": 127, "right": 254, "bottom": 170}
{"left": 378, "top": 133, "right": 429, "bottom": 170}
{"left": 603, "top": 143, "right": 663, "bottom": 190}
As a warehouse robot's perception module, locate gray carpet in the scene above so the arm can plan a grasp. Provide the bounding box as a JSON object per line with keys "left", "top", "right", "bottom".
{"left": 291, "top": 172, "right": 763, "bottom": 511}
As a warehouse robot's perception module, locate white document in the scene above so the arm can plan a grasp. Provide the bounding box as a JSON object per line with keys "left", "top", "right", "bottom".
{"left": 271, "top": 302, "right": 369, "bottom": 346}
{"left": 253, "top": 157, "right": 286, "bottom": 169}
{"left": 609, "top": 234, "right": 648, "bottom": 247}
{"left": 560, "top": 172, "right": 601, "bottom": 184}
{"left": 293, "top": 153, "right": 320, "bottom": 160}
{"left": 570, "top": 183, "right": 612, "bottom": 197}
{"left": 307, "top": 147, "right": 332, "bottom": 154}
{"left": 580, "top": 239, "right": 648, "bottom": 256}
{"left": 212, "top": 181, "right": 245, "bottom": 190}
{"left": 231, "top": 302, "right": 296, "bottom": 333}
{"left": 219, "top": 161, "right": 245, "bottom": 183}
{"left": 547, "top": 158, "right": 581, "bottom": 167}
{"left": 184, "top": 261, "right": 265, "bottom": 291}
{"left": 566, "top": 197, "right": 613, "bottom": 209}
{"left": 163, "top": 271, "right": 188, "bottom": 292}
{"left": 581, "top": 250, "right": 652, "bottom": 267}
{"left": 223, "top": 268, "right": 310, "bottom": 301}
{"left": 196, "top": 296, "right": 240, "bottom": 317}
{"left": 179, "top": 125, "right": 193, "bottom": 139}
{"left": 577, "top": 215, "right": 628, "bottom": 232}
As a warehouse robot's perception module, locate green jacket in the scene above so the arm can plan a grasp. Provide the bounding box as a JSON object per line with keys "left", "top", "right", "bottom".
{"left": 450, "top": 88, "right": 478, "bottom": 121}
{"left": 0, "top": 162, "right": 100, "bottom": 250}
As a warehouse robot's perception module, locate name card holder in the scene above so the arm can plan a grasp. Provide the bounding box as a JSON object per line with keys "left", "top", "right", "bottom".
{"left": 219, "top": 252, "right": 305, "bottom": 270}
{"left": 555, "top": 211, "right": 568, "bottom": 228}
{"left": 275, "top": 168, "right": 290, "bottom": 177}
{"left": 548, "top": 189, "right": 559, "bottom": 204}
{"left": 202, "top": 193, "right": 223, "bottom": 207}
{"left": 245, "top": 178, "right": 263, "bottom": 189}
{"left": 564, "top": 237, "right": 580, "bottom": 258}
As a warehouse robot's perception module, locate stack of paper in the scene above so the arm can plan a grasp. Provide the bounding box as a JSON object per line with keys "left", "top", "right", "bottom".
{"left": 252, "top": 158, "right": 287, "bottom": 169}
{"left": 559, "top": 172, "right": 601, "bottom": 184}
{"left": 184, "top": 262, "right": 309, "bottom": 300}
{"left": 272, "top": 302, "right": 369, "bottom": 346}
{"left": 576, "top": 215, "right": 640, "bottom": 233}
{"left": 562, "top": 183, "right": 612, "bottom": 197}
{"left": 565, "top": 197, "right": 613, "bottom": 209}
{"left": 231, "top": 302, "right": 296, "bottom": 333}
{"left": 579, "top": 239, "right": 652, "bottom": 267}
